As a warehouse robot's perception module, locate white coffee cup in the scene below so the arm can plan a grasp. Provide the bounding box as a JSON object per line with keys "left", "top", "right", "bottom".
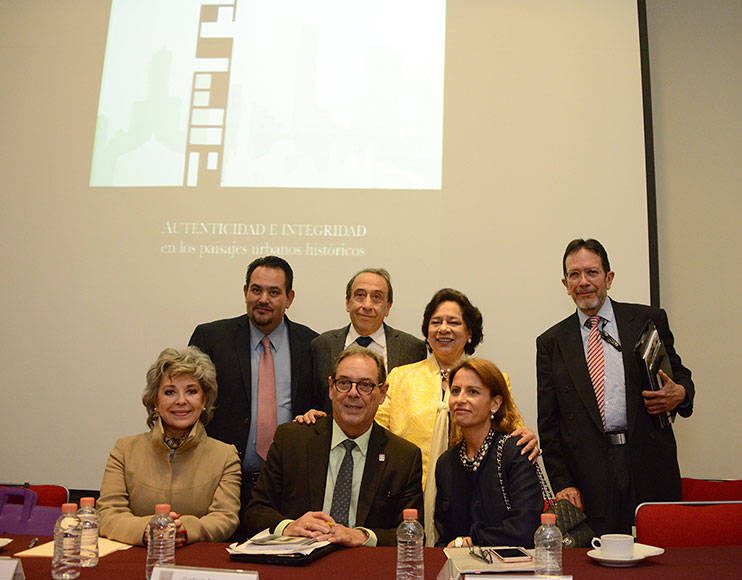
{"left": 591, "top": 534, "right": 634, "bottom": 559}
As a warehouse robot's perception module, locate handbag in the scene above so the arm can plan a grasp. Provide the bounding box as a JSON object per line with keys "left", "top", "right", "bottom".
{"left": 495, "top": 435, "right": 594, "bottom": 548}
{"left": 0, "top": 486, "right": 61, "bottom": 535}
{"left": 542, "top": 498, "right": 594, "bottom": 548}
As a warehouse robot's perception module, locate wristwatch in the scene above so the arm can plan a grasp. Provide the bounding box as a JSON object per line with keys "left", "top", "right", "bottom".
{"left": 454, "top": 536, "right": 464, "bottom": 548}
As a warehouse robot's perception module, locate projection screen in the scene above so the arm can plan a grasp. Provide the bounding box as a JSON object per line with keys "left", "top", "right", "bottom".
{"left": 1, "top": 0, "right": 654, "bottom": 489}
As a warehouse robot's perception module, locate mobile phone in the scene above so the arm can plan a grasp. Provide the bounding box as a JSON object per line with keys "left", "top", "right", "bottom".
{"left": 491, "top": 547, "right": 533, "bottom": 562}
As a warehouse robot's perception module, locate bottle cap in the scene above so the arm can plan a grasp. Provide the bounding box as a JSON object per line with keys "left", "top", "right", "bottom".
{"left": 154, "top": 503, "right": 172, "bottom": 514}
{"left": 79, "top": 497, "right": 95, "bottom": 508}
{"left": 62, "top": 503, "right": 78, "bottom": 514}
{"left": 402, "top": 508, "right": 418, "bottom": 520}
{"left": 541, "top": 512, "right": 557, "bottom": 525}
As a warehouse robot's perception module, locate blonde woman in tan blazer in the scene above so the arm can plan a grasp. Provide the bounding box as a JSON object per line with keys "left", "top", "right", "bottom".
{"left": 98, "top": 347, "right": 241, "bottom": 546}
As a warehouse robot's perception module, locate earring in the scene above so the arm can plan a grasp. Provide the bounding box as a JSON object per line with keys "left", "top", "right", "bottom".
{"left": 467, "top": 338, "right": 472, "bottom": 344}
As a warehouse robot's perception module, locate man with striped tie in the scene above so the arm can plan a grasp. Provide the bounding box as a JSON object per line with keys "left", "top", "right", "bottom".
{"left": 536, "top": 238, "right": 694, "bottom": 535}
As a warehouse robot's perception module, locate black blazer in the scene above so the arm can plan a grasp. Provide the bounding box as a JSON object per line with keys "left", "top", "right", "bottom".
{"left": 434, "top": 434, "right": 543, "bottom": 548}
{"left": 244, "top": 417, "right": 423, "bottom": 546}
{"left": 310, "top": 323, "right": 427, "bottom": 412}
{"left": 189, "top": 314, "right": 319, "bottom": 457}
{"left": 536, "top": 300, "right": 694, "bottom": 527}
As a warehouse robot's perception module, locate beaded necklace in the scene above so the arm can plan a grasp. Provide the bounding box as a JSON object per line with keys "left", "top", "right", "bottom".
{"left": 459, "top": 426, "right": 497, "bottom": 472}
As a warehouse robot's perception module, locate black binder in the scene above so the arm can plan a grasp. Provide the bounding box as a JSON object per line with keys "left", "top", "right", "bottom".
{"left": 228, "top": 542, "right": 338, "bottom": 566}
{"left": 634, "top": 319, "right": 673, "bottom": 428}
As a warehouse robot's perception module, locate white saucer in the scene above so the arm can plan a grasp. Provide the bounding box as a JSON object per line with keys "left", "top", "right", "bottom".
{"left": 0, "top": 538, "right": 12, "bottom": 549}
{"left": 587, "top": 543, "right": 664, "bottom": 567}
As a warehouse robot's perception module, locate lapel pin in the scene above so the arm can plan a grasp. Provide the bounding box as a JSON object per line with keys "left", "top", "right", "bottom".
{"left": 378, "top": 453, "right": 385, "bottom": 462}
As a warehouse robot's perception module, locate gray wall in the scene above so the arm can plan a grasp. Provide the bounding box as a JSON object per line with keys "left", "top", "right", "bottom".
{"left": 647, "top": 0, "right": 741, "bottom": 477}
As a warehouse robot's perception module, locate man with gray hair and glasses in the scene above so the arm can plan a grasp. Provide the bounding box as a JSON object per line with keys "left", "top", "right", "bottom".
{"left": 245, "top": 345, "right": 423, "bottom": 546}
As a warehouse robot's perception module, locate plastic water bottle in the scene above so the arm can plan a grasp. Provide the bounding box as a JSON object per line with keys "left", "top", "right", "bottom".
{"left": 51, "top": 502, "right": 82, "bottom": 580}
{"left": 145, "top": 503, "right": 176, "bottom": 580}
{"left": 396, "top": 508, "right": 424, "bottom": 580}
{"left": 77, "top": 496, "right": 99, "bottom": 567}
{"left": 534, "top": 512, "right": 563, "bottom": 575}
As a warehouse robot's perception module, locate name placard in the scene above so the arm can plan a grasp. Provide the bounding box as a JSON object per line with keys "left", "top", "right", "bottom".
{"left": 0, "top": 558, "right": 25, "bottom": 580}
{"left": 150, "top": 564, "right": 258, "bottom": 580}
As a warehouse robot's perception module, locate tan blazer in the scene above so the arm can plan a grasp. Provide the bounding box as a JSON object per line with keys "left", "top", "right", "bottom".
{"left": 98, "top": 419, "right": 241, "bottom": 545}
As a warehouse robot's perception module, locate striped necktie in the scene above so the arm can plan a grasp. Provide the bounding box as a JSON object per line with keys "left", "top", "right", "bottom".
{"left": 586, "top": 316, "right": 606, "bottom": 429}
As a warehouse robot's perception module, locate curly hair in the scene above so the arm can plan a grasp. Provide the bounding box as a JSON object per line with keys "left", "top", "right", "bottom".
{"left": 421, "top": 288, "right": 483, "bottom": 355}
{"left": 142, "top": 346, "right": 218, "bottom": 428}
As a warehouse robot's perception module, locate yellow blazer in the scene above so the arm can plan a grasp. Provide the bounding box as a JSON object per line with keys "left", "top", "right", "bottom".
{"left": 375, "top": 357, "right": 518, "bottom": 487}
{"left": 98, "top": 419, "right": 241, "bottom": 545}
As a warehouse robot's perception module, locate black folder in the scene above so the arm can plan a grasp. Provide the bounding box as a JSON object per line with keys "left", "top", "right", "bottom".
{"left": 634, "top": 319, "right": 673, "bottom": 428}
{"left": 228, "top": 542, "right": 338, "bottom": 566}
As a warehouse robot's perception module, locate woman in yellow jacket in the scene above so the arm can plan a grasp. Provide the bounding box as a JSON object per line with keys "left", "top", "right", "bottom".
{"left": 375, "top": 289, "right": 538, "bottom": 545}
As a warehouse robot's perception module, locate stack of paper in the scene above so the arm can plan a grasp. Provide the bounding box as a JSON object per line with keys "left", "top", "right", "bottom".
{"left": 227, "top": 529, "right": 329, "bottom": 557}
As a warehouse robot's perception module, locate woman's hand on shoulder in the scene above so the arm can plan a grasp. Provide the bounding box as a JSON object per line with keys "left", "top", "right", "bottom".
{"left": 294, "top": 409, "right": 326, "bottom": 424}
{"left": 510, "top": 426, "right": 541, "bottom": 463}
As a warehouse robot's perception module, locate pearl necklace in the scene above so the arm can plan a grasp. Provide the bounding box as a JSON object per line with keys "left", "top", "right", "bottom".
{"left": 459, "top": 427, "right": 497, "bottom": 472}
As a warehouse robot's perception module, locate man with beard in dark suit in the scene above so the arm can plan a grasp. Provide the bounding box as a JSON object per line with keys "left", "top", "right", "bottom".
{"left": 245, "top": 346, "right": 423, "bottom": 546}
{"left": 189, "top": 256, "right": 318, "bottom": 516}
{"left": 537, "top": 239, "right": 694, "bottom": 535}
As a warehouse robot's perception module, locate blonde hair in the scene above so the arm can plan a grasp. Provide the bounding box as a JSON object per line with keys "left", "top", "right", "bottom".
{"left": 142, "top": 346, "right": 218, "bottom": 428}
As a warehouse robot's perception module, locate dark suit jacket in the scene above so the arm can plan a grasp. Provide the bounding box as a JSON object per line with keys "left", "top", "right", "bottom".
{"left": 536, "top": 300, "right": 695, "bottom": 529}
{"left": 244, "top": 417, "right": 423, "bottom": 546}
{"left": 434, "top": 434, "right": 543, "bottom": 548}
{"left": 311, "top": 323, "right": 427, "bottom": 411}
{"left": 189, "top": 314, "right": 319, "bottom": 458}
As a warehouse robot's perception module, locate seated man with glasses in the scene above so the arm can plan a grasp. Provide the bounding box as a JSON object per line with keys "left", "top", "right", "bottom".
{"left": 244, "top": 345, "right": 423, "bottom": 546}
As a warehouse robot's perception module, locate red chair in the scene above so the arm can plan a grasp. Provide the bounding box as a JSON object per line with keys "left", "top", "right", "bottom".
{"left": 1, "top": 483, "right": 69, "bottom": 507}
{"left": 635, "top": 501, "right": 742, "bottom": 547}
{"left": 681, "top": 477, "right": 742, "bottom": 501}
{"left": 27, "top": 484, "right": 69, "bottom": 507}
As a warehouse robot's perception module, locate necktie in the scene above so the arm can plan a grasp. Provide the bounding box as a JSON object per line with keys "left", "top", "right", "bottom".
{"left": 355, "top": 336, "right": 373, "bottom": 348}
{"left": 256, "top": 335, "right": 277, "bottom": 460}
{"left": 329, "top": 439, "right": 356, "bottom": 526}
{"left": 586, "top": 316, "right": 606, "bottom": 429}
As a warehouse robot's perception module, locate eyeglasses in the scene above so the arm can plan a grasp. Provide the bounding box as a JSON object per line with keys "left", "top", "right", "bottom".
{"left": 469, "top": 545, "right": 495, "bottom": 564}
{"left": 332, "top": 378, "right": 380, "bottom": 395}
